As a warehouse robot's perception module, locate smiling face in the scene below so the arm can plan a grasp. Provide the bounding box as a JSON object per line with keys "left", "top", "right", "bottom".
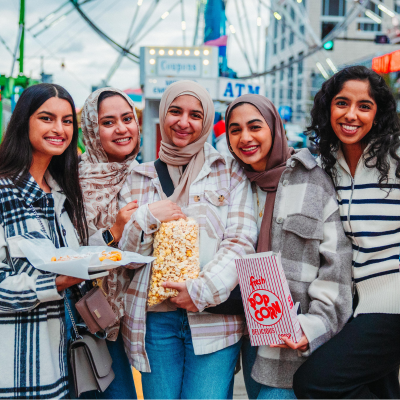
{"left": 330, "top": 80, "right": 377, "bottom": 147}
{"left": 164, "top": 95, "right": 204, "bottom": 147}
{"left": 98, "top": 95, "right": 138, "bottom": 162}
{"left": 228, "top": 103, "right": 273, "bottom": 172}
{"left": 29, "top": 97, "right": 74, "bottom": 161}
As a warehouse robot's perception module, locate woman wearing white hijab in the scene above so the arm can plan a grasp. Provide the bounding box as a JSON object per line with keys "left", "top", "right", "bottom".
{"left": 119, "top": 81, "right": 257, "bottom": 399}
{"left": 77, "top": 87, "right": 140, "bottom": 399}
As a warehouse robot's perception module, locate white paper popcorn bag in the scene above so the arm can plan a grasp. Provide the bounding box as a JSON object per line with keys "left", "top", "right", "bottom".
{"left": 148, "top": 218, "right": 200, "bottom": 307}
{"left": 236, "top": 252, "right": 303, "bottom": 346}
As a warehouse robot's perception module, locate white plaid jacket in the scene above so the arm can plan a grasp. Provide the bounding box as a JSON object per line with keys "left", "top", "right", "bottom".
{"left": 0, "top": 173, "right": 80, "bottom": 398}
{"left": 119, "top": 143, "right": 257, "bottom": 372}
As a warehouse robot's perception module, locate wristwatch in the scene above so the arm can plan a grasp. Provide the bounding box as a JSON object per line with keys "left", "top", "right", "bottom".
{"left": 102, "top": 229, "right": 118, "bottom": 248}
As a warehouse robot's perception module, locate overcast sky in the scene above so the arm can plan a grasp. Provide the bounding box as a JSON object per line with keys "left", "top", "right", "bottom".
{"left": 0, "top": 0, "right": 269, "bottom": 107}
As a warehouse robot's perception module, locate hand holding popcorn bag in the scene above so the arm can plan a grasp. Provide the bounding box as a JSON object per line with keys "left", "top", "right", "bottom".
{"left": 148, "top": 218, "right": 200, "bottom": 307}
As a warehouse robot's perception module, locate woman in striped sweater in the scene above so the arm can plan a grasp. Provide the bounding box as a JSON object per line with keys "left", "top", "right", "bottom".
{"left": 294, "top": 66, "right": 400, "bottom": 398}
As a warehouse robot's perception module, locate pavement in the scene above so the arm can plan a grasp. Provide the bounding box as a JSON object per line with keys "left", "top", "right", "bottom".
{"left": 233, "top": 368, "right": 248, "bottom": 399}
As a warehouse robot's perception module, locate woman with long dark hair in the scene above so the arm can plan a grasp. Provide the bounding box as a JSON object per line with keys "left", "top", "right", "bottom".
{"left": 0, "top": 83, "right": 88, "bottom": 398}
{"left": 293, "top": 66, "right": 400, "bottom": 398}
{"left": 225, "top": 94, "right": 352, "bottom": 399}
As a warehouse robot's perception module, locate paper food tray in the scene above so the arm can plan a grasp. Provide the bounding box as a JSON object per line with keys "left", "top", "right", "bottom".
{"left": 18, "top": 238, "right": 155, "bottom": 280}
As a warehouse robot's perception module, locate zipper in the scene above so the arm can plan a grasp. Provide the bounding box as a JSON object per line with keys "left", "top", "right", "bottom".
{"left": 347, "top": 177, "right": 359, "bottom": 296}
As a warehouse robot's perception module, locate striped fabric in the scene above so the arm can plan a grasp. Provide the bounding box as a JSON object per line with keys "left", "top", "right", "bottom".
{"left": 119, "top": 143, "right": 257, "bottom": 372}
{"left": 333, "top": 148, "right": 400, "bottom": 316}
{"left": 251, "top": 149, "right": 353, "bottom": 389}
{"left": 0, "top": 173, "right": 80, "bottom": 399}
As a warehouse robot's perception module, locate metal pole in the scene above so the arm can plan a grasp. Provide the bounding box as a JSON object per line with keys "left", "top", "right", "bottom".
{"left": 10, "top": 26, "right": 22, "bottom": 77}
{"left": 19, "top": 0, "right": 25, "bottom": 74}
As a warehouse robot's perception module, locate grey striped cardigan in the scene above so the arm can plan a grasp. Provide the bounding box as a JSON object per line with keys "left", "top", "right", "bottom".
{"left": 251, "top": 148, "right": 353, "bottom": 389}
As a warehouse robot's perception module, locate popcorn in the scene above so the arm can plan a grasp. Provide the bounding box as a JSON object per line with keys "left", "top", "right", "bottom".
{"left": 148, "top": 218, "right": 200, "bottom": 307}
{"left": 51, "top": 250, "right": 122, "bottom": 262}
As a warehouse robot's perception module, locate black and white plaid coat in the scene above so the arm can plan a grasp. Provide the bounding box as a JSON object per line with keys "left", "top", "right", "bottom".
{"left": 0, "top": 173, "right": 80, "bottom": 399}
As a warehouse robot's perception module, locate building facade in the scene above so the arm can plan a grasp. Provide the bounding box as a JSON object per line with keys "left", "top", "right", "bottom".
{"left": 265, "top": 0, "right": 400, "bottom": 127}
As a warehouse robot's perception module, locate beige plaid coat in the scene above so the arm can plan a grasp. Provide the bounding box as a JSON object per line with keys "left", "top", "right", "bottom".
{"left": 118, "top": 143, "right": 257, "bottom": 372}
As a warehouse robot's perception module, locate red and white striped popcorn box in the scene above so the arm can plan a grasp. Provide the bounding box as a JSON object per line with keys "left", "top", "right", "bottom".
{"left": 235, "top": 252, "right": 303, "bottom": 346}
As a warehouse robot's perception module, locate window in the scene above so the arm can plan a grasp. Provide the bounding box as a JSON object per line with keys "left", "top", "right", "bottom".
{"left": 280, "top": 62, "right": 284, "bottom": 81}
{"left": 321, "top": 21, "right": 337, "bottom": 39}
{"left": 296, "top": 104, "right": 303, "bottom": 120}
{"left": 366, "top": 2, "right": 382, "bottom": 16}
{"left": 289, "top": 31, "right": 294, "bottom": 45}
{"left": 297, "top": 80, "right": 302, "bottom": 100}
{"left": 288, "top": 57, "right": 294, "bottom": 79}
{"left": 358, "top": 3, "right": 381, "bottom": 31}
{"left": 280, "top": 87, "right": 284, "bottom": 101}
{"left": 290, "top": 7, "right": 295, "bottom": 21}
{"left": 298, "top": 52, "right": 304, "bottom": 75}
{"left": 272, "top": 87, "right": 276, "bottom": 101}
{"left": 281, "top": 37, "right": 286, "bottom": 50}
{"left": 282, "top": 17, "right": 286, "bottom": 34}
{"left": 396, "top": 4, "right": 400, "bottom": 13}
{"left": 272, "top": 66, "right": 276, "bottom": 84}
{"left": 300, "top": 25, "right": 305, "bottom": 35}
{"left": 358, "top": 23, "right": 380, "bottom": 32}
{"left": 288, "top": 84, "right": 293, "bottom": 101}
{"left": 274, "top": 18, "right": 278, "bottom": 39}
{"left": 273, "top": 42, "right": 277, "bottom": 55}
{"left": 322, "top": 0, "right": 346, "bottom": 16}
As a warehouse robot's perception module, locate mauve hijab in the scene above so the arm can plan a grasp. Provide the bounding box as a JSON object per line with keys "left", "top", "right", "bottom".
{"left": 225, "top": 94, "right": 294, "bottom": 252}
{"left": 158, "top": 80, "right": 215, "bottom": 206}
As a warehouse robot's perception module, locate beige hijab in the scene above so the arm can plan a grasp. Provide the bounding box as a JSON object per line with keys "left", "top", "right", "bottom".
{"left": 79, "top": 87, "right": 140, "bottom": 341}
{"left": 158, "top": 80, "right": 214, "bottom": 206}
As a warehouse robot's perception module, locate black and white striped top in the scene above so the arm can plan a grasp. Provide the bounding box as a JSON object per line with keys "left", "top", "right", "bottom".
{"left": 334, "top": 148, "right": 400, "bottom": 316}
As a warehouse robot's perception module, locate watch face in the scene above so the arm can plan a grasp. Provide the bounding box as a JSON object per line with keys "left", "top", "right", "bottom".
{"left": 102, "top": 229, "right": 114, "bottom": 244}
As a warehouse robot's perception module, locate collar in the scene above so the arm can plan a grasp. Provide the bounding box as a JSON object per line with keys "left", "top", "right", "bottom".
{"left": 14, "top": 173, "right": 47, "bottom": 206}
{"left": 334, "top": 144, "right": 373, "bottom": 177}
{"left": 14, "top": 171, "right": 62, "bottom": 206}
{"left": 288, "top": 148, "right": 318, "bottom": 170}
{"left": 133, "top": 143, "right": 226, "bottom": 179}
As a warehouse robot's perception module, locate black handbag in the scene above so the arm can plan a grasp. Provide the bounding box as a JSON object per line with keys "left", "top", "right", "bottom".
{"left": 154, "top": 159, "right": 244, "bottom": 315}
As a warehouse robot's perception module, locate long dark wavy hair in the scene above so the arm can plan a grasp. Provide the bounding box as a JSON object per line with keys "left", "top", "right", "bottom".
{"left": 308, "top": 65, "right": 400, "bottom": 187}
{"left": 0, "top": 83, "right": 88, "bottom": 244}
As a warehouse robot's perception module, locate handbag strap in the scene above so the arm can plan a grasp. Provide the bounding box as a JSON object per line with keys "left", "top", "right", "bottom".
{"left": 29, "top": 203, "right": 48, "bottom": 237}
{"left": 64, "top": 293, "right": 83, "bottom": 340}
{"left": 154, "top": 159, "right": 175, "bottom": 197}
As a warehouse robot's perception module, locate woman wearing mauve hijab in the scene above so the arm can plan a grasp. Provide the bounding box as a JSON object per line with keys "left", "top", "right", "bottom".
{"left": 118, "top": 81, "right": 257, "bottom": 399}
{"left": 225, "top": 94, "right": 353, "bottom": 399}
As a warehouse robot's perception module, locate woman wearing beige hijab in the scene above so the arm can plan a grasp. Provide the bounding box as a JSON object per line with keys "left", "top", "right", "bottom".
{"left": 77, "top": 87, "right": 141, "bottom": 399}
{"left": 118, "top": 81, "right": 257, "bottom": 399}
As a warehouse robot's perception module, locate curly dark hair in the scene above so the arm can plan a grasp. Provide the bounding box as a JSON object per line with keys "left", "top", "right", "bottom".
{"left": 308, "top": 65, "right": 400, "bottom": 187}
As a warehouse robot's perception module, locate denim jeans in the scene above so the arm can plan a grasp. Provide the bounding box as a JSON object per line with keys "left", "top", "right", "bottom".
{"left": 141, "top": 309, "right": 242, "bottom": 399}
{"left": 65, "top": 291, "right": 136, "bottom": 399}
{"left": 257, "top": 386, "right": 296, "bottom": 399}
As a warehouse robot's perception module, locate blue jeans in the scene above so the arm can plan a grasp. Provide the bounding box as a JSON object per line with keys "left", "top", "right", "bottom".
{"left": 241, "top": 336, "right": 296, "bottom": 399}
{"left": 142, "top": 309, "right": 242, "bottom": 399}
{"left": 241, "top": 336, "right": 262, "bottom": 399}
{"left": 65, "top": 291, "right": 136, "bottom": 399}
{"left": 257, "top": 386, "right": 296, "bottom": 399}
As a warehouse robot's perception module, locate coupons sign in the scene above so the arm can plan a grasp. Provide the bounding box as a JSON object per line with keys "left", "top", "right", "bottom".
{"left": 236, "top": 252, "right": 302, "bottom": 346}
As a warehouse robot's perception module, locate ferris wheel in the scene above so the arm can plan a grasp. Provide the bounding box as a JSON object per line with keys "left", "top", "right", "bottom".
{"left": 11, "top": 0, "right": 396, "bottom": 87}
